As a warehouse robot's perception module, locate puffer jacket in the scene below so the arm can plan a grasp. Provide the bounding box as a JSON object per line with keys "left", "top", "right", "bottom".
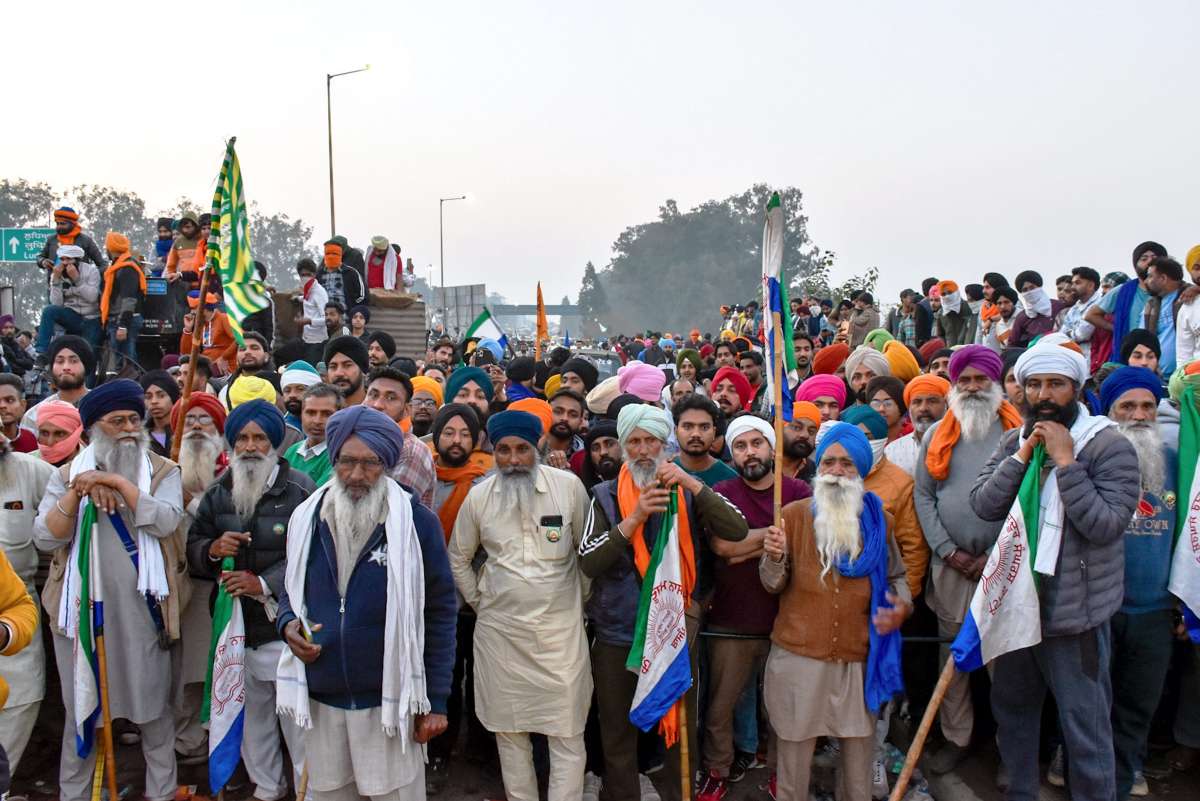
{"left": 970, "top": 426, "right": 1139, "bottom": 636}
{"left": 186, "top": 459, "right": 316, "bottom": 647}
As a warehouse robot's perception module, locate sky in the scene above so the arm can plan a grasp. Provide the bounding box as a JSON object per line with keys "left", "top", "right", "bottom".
{"left": 5, "top": 1, "right": 1198, "bottom": 319}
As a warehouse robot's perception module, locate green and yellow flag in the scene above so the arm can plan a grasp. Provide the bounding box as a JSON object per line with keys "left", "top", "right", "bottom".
{"left": 206, "top": 138, "right": 267, "bottom": 343}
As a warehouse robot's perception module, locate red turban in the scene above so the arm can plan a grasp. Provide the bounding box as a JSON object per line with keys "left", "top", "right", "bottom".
{"left": 811, "top": 343, "right": 850, "bottom": 375}
{"left": 712, "top": 366, "right": 753, "bottom": 411}
{"left": 171, "top": 391, "right": 227, "bottom": 433}
{"left": 918, "top": 338, "right": 947, "bottom": 364}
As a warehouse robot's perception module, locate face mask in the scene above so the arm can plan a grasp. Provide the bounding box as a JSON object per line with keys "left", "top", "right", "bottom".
{"left": 1020, "top": 287, "right": 1052, "bottom": 318}
{"left": 870, "top": 437, "right": 887, "bottom": 468}
{"left": 810, "top": 305, "right": 821, "bottom": 317}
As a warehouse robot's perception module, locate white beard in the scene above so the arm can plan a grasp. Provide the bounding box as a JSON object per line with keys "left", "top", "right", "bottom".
{"left": 626, "top": 451, "right": 668, "bottom": 489}
{"left": 949, "top": 383, "right": 1003, "bottom": 442}
{"left": 496, "top": 459, "right": 539, "bottom": 518}
{"left": 230, "top": 452, "right": 276, "bottom": 520}
{"left": 91, "top": 427, "right": 150, "bottom": 478}
{"left": 327, "top": 475, "right": 388, "bottom": 545}
{"left": 1119, "top": 421, "right": 1165, "bottom": 495}
{"left": 812, "top": 474, "right": 865, "bottom": 580}
{"left": 179, "top": 431, "right": 225, "bottom": 496}
{"left": 0, "top": 439, "right": 12, "bottom": 487}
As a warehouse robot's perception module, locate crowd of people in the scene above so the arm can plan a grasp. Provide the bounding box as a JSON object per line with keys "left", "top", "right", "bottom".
{"left": 0, "top": 214, "right": 1197, "bottom": 801}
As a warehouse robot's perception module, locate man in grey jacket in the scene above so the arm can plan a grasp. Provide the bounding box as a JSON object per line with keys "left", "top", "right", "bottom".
{"left": 35, "top": 244, "right": 102, "bottom": 356}
{"left": 970, "top": 343, "right": 1139, "bottom": 801}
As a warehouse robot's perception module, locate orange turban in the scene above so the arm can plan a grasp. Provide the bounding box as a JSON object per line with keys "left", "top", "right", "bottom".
{"left": 791, "top": 401, "right": 821, "bottom": 427}
{"left": 811, "top": 343, "right": 850, "bottom": 375}
{"left": 902, "top": 374, "right": 950, "bottom": 406}
{"left": 507, "top": 398, "right": 553, "bottom": 435}
{"left": 936, "top": 280, "right": 959, "bottom": 296}
{"left": 104, "top": 231, "right": 131, "bottom": 254}
{"left": 883, "top": 340, "right": 920, "bottom": 383}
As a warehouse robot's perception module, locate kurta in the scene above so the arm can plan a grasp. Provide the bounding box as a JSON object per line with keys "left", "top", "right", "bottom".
{"left": 0, "top": 453, "right": 53, "bottom": 707}
{"left": 448, "top": 465, "right": 592, "bottom": 737}
{"left": 34, "top": 465, "right": 184, "bottom": 723}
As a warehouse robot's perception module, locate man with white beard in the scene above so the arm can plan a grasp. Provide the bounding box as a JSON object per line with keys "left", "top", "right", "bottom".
{"left": 913, "top": 344, "right": 1024, "bottom": 774}
{"left": 0, "top": 433, "right": 52, "bottom": 775}
{"left": 579, "top": 404, "right": 748, "bottom": 801}
{"left": 448, "top": 410, "right": 593, "bottom": 801}
{"left": 276, "top": 405, "right": 457, "bottom": 801}
{"left": 883, "top": 375, "right": 950, "bottom": 477}
{"left": 187, "top": 400, "right": 313, "bottom": 799}
{"left": 1099, "top": 367, "right": 1177, "bottom": 799}
{"left": 33, "top": 379, "right": 185, "bottom": 801}
{"left": 761, "top": 422, "right": 910, "bottom": 801}
{"left": 168, "top": 390, "right": 228, "bottom": 764}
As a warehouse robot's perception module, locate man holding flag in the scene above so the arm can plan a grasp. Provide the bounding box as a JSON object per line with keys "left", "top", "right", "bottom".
{"left": 967, "top": 342, "right": 1139, "bottom": 801}
{"left": 34, "top": 380, "right": 185, "bottom": 801}
{"left": 579, "top": 404, "right": 748, "bottom": 801}
{"left": 761, "top": 422, "right": 909, "bottom": 801}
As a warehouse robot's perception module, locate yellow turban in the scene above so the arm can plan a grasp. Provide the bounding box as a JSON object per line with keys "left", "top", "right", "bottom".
{"left": 410, "top": 375, "right": 444, "bottom": 406}
{"left": 1187, "top": 244, "right": 1200, "bottom": 274}
{"left": 883, "top": 340, "right": 920, "bottom": 383}
{"left": 228, "top": 375, "right": 277, "bottom": 408}
{"left": 544, "top": 373, "right": 563, "bottom": 400}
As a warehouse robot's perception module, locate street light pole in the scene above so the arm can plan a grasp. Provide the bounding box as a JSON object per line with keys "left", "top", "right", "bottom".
{"left": 326, "top": 65, "right": 370, "bottom": 236}
{"left": 438, "top": 195, "right": 467, "bottom": 333}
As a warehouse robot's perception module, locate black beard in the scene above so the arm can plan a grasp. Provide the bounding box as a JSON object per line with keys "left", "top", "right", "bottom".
{"left": 855, "top": 388, "right": 868, "bottom": 405}
{"left": 438, "top": 445, "right": 469, "bottom": 467}
{"left": 549, "top": 422, "right": 574, "bottom": 440}
{"left": 1024, "top": 400, "right": 1078, "bottom": 435}
{"left": 680, "top": 437, "right": 711, "bottom": 457}
{"left": 738, "top": 457, "right": 773, "bottom": 482}
{"left": 412, "top": 419, "right": 432, "bottom": 438}
{"left": 783, "top": 438, "right": 812, "bottom": 460}
{"left": 595, "top": 456, "right": 621, "bottom": 480}
{"left": 55, "top": 373, "right": 85, "bottom": 391}
{"left": 284, "top": 400, "right": 302, "bottom": 416}
{"left": 334, "top": 375, "right": 363, "bottom": 396}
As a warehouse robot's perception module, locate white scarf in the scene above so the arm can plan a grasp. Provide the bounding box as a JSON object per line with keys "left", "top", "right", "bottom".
{"left": 372, "top": 247, "right": 400, "bottom": 291}
{"left": 1019, "top": 287, "right": 1053, "bottom": 319}
{"left": 1018, "top": 404, "right": 1115, "bottom": 576}
{"left": 275, "top": 478, "right": 428, "bottom": 746}
{"left": 58, "top": 444, "right": 168, "bottom": 635}
{"left": 941, "top": 290, "right": 963, "bottom": 315}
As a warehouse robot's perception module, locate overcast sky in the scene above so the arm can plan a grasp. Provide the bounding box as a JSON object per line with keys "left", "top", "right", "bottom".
{"left": 5, "top": 1, "right": 1197, "bottom": 315}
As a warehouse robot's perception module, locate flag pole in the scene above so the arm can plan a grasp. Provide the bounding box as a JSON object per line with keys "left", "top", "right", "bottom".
{"left": 171, "top": 262, "right": 211, "bottom": 463}
{"left": 296, "top": 760, "right": 310, "bottom": 801}
{"left": 887, "top": 656, "right": 958, "bottom": 801}
{"left": 678, "top": 701, "right": 692, "bottom": 801}
{"left": 94, "top": 606, "right": 120, "bottom": 801}
{"left": 771, "top": 309, "right": 785, "bottom": 527}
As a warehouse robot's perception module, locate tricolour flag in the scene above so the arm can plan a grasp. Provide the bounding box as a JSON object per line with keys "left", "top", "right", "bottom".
{"left": 951, "top": 445, "right": 1045, "bottom": 671}
{"left": 202, "top": 556, "right": 247, "bottom": 793}
{"left": 464, "top": 307, "right": 510, "bottom": 353}
{"left": 207, "top": 138, "right": 267, "bottom": 344}
{"left": 69, "top": 500, "right": 102, "bottom": 758}
{"left": 535, "top": 282, "right": 549, "bottom": 361}
{"left": 626, "top": 491, "right": 691, "bottom": 746}
{"left": 760, "top": 192, "right": 797, "bottom": 421}
{"left": 1170, "top": 385, "right": 1200, "bottom": 643}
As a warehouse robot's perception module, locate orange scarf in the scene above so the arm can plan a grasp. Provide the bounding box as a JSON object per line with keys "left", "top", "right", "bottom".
{"left": 979, "top": 300, "right": 1000, "bottom": 321}
{"left": 435, "top": 459, "right": 488, "bottom": 543}
{"left": 925, "top": 401, "right": 1023, "bottom": 480}
{"left": 99, "top": 254, "right": 148, "bottom": 324}
{"left": 56, "top": 225, "right": 80, "bottom": 246}
{"left": 615, "top": 463, "right": 695, "bottom": 747}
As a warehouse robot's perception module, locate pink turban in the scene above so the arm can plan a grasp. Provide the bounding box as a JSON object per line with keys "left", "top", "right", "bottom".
{"left": 796, "top": 374, "right": 847, "bottom": 407}
{"left": 36, "top": 400, "right": 83, "bottom": 464}
{"left": 948, "top": 344, "right": 1003, "bottom": 383}
{"left": 617, "top": 360, "right": 667, "bottom": 402}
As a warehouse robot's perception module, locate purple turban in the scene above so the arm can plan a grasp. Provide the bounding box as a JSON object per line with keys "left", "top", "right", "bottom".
{"left": 948, "top": 344, "right": 1003, "bottom": 384}
{"left": 325, "top": 405, "right": 405, "bottom": 469}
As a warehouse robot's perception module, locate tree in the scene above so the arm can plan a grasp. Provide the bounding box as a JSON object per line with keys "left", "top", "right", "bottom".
{"left": 589, "top": 184, "right": 821, "bottom": 333}
{"left": 248, "top": 204, "right": 314, "bottom": 291}
{"left": 0, "top": 180, "right": 59, "bottom": 327}
{"left": 576, "top": 261, "right": 608, "bottom": 337}
{"left": 792, "top": 250, "right": 879, "bottom": 303}
{"left": 67, "top": 184, "right": 156, "bottom": 258}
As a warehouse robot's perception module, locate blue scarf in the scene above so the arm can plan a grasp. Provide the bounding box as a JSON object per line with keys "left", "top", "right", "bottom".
{"left": 827, "top": 490, "right": 904, "bottom": 713}
{"left": 1111, "top": 279, "right": 1140, "bottom": 357}
{"left": 506, "top": 383, "right": 535, "bottom": 401}
{"left": 154, "top": 238, "right": 173, "bottom": 259}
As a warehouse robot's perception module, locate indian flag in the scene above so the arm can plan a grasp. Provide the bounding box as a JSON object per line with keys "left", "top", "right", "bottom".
{"left": 951, "top": 444, "right": 1045, "bottom": 671}
{"left": 464, "top": 307, "right": 510, "bottom": 353}
{"left": 202, "top": 556, "right": 246, "bottom": 793}
{"left": 761, "top": 192, "right": 797, "bottom": 421}
{"left": 626, "top": 491, "right": 691, "bottom": 746}
{"left": 1170, "top": 385, "right": 1200, "bottom": 643}
{"left": 68, "top": 500, "right": 102, "bottom": 758}
{"left": 207, "top": 138, "right": 267, "bottom": 344}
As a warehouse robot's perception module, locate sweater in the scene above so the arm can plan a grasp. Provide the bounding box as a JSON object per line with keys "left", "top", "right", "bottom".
{"left": 863, "top": 456, "right": 929, "bottom": 599}
{"left": 970, "top": 427, "right": 1139, "bottom": 636}
{"left": 180, "top": 311, "right": 238, "bottom": 369}
{"left": 1121, "top": 436, "right": 1178, "bottom": 614}
{"left": 0, "top": 548, "right": 38, "bottom": 709}
{"left": 284, "top": 439, "right": 334, "bottom": 486}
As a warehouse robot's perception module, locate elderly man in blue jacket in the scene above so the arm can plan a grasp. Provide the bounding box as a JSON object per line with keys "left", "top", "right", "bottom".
{"left": 276, "top": 405, "right": 457, "bottom": 801}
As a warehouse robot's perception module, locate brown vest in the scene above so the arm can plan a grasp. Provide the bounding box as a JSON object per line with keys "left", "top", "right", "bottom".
{"left": 42, "top": 453, "right": 192, "bottom": 642}
{"left": 769, "top": 502, "right": 892, "bottom": 663}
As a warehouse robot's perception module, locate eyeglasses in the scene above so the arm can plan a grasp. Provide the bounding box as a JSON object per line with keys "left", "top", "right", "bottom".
{"left": 411, "top": 398, "right": 438, "bottom": 409}
{"left": 101, "top": 413, "right": 143, "bottom": 428}
{"left": 184, "top": 414, "right": 215, "bottom": 427}
{"left": 869, "top": 398, "right": 898, "bottom": 410}
{"left": 335, "top": 455, "right": 385, "bottom": 471}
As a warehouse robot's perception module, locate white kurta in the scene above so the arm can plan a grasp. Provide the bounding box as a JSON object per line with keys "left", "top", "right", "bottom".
{"left": 448, "top": 465, "right": 592, "bottom": 737}
{"left": 34, "top": 464, "right": 184, "bottom": 723}
{"left": 0, "top": 452, "right": 53, "bottom": 708}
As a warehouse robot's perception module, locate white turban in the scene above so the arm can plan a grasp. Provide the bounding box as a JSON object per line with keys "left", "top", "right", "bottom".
{"left": 1013, "top": 342, "right": 1089, "bottom": 386}
{"left": 280, "top": 365, "right": 322, "bottom": 390}
{"left": 725, "top": 415, "right": 775, "bottom": 450}
{"left": 57, "top": 245, "right": 85, "bottom": 259}
{"left": 616, "top": 404, "right": 673, "bottom": 445}
{"left": 844, "top": 345, "right": 891, "bottom": 380}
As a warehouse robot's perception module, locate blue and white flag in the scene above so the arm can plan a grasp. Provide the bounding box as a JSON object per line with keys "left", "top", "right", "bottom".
{"left": 760, "top": 192, "right": 797, "bottom": 421}
{"left": 60, "top": 500, "right": 102, "bottom": 757}
{"left": 1170, "top": 470, "right": 1200, "bottom": 643}
{"left": 202, "top": 557, "right": 247, "bottom": 793}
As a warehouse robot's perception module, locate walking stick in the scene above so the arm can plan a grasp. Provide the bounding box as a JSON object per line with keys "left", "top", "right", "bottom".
{"left": 296, "top": 759, "right": 310, "bottom": 801}
{"left": 95, "top": 620, "right": 120, "bottom": 801}
{"left": 90, "top": 736, "right": 105, "bottom": 801}
{"left": 887, "top": 656, "right": 958, "bottom": 801}
{"left": 770, "top": 308, "right": 785, "bottom": 528}
{"left": 678, "top": 700, "right": 692, "bottom": 801}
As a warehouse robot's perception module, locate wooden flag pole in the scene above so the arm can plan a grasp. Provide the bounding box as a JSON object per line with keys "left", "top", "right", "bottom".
{"left": 678, "top": 701, "right": 692, "bottom": 801}
{"left": 887, "top": 656, "right": 958, "bottom": 801}
{"left": 296, "top": 759, "right": 310, "bottom": 801}
{"left": 171, "top": 262, "right": 212, "bottom": 463}
{"left": 771, "top": 310, "right": 785, "bottom": 527}
{"left": 94, "top": 623, "right": 120, "bottom": 801}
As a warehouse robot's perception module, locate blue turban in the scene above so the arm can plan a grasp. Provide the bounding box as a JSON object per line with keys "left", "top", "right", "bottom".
{"left": 224, "top": 399, "right": 286, "bottom": 448}
{"left": 840, "top": 405, "right": 889, "bottom": 440}
{"left": 445, "top": 366, "right": 494, "bottom": 403}
{"left": 814, "top": 421, "right": 873, "bottom": 478}
{"left": 325, "top": 405, "right": 406, "bottom": 469}
{"left": 486, "top": 410, "right": 542, "bottom": 448}
{"left": 79, "top": 378, "right": 145, "bottom": 429}
{"left": 616, "top": 404, "right": 673, "bottom": 445}
{"left": 476, "top": 338, "right": 504, "bottom": 361}
{"left": 1100, "top": 366, "right": 1163, "bottom": 414}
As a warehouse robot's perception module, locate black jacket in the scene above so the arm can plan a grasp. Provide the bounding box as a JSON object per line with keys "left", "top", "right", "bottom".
{"left": 186, "top": 458, "right": 316, "bottom": 647}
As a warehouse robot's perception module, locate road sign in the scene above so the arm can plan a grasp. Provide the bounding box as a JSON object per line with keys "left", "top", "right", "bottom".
{"left": 433, "top": 283, "right": 488, "bottom": 336}
{"left": 0, "top": 228, "right": 53, "bottom": 263}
